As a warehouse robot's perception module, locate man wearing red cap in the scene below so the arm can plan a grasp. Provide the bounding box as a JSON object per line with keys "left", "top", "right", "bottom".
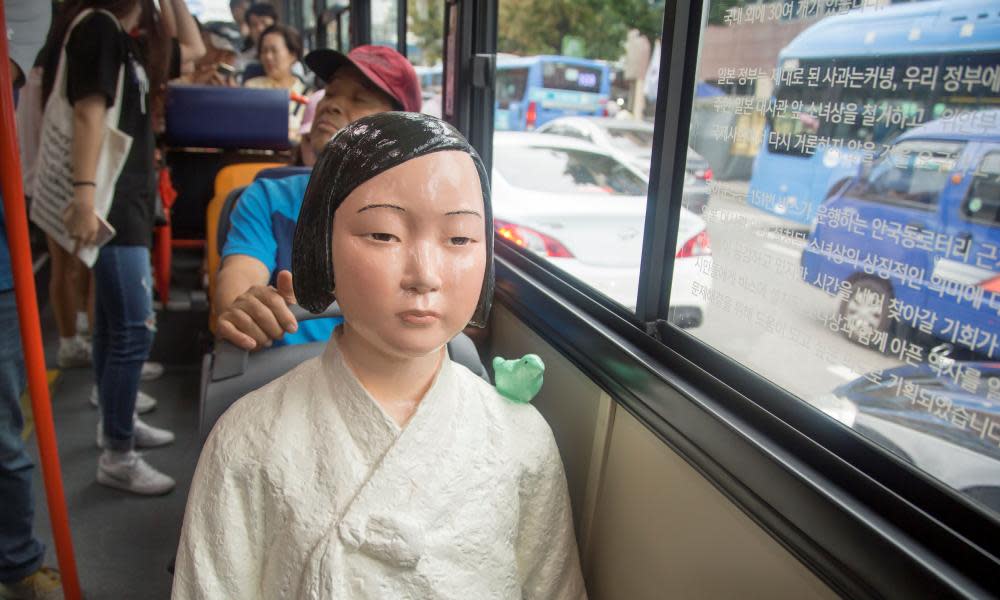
{"left": 215, "top": 45, "right": 422, "bottom": 350}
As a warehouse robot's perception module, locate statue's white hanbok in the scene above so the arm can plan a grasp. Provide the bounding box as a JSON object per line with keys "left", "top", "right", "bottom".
{"left": 172, "top": 337, "right": 586, "bottom": 599}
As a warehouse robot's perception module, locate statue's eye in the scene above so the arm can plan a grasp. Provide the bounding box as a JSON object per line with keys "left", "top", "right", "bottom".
{"left": 368, "top": 232, "right": 398, "bottom": 242}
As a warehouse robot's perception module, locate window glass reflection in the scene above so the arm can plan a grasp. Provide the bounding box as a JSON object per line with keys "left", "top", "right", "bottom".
{"left": 494, "top": 146, "right": 647, "bottom": 196}
{"left": 674, "top": 0, "right": 1000, "bottom": 517}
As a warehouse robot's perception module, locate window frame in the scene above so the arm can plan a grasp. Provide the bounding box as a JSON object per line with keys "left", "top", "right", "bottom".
{"left": 416, "top": 0, "right": 1000, "bottom": 594}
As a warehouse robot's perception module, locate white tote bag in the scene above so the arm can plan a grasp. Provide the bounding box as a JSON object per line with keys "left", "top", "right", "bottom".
{"left": 15, "top": 66, "right": 44, "bottom": 191}
{"left": 29, "top": 8, "right": 132, "bottom": 267}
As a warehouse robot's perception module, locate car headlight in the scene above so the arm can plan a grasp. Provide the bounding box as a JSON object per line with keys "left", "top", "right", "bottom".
{"left": 812, "top": 393, "right": 858, "bottom": 428}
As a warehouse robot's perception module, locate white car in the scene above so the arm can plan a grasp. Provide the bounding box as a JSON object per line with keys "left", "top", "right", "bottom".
{"left": 535, "top": 117, "right": 713, "bottom": 215}
{"left": 492, "top": 132, "right": 712, "bottom": 326}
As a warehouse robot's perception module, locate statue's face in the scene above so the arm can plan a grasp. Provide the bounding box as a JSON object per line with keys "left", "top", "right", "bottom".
{"left": 332, "top": 151, "right": 486, "bottom": 358}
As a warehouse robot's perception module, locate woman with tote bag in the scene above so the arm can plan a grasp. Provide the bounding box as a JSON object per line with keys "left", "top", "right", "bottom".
{"left": 36, "top": 0, "right": 204, "bottom": 495}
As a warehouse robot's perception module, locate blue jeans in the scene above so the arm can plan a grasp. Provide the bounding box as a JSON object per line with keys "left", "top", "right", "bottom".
{"left": 0, "top": 290, "right": 45, "bottom": 583}
{"left": 93, "top": 246, "right": 155, "bottom": 450}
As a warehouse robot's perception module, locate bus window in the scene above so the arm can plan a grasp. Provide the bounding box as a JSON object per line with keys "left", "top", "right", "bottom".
{"left": 541, "top": 61, "right": 604, "bottom": 94}
{"left": 370, "top": 0, "right": 398, "bottom": 49}
{"left": 671, "top": 0, "right": 1000, "bottom": 518}
{"left": 322, "top": 4, "right": 351, "bottom": 53}
{"left": 492, "top": 1, "right": 670, "bottom": 314}
{"left": 398, "top": 1, "right": 443, "bottom": 115}
{"left": 496, "top": 67, "right": 529, "bottom": 109}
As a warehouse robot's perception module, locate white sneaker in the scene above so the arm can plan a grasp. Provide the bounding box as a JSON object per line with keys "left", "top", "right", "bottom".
{"left": 140, "top": 361, "right": 164, "bottom": 381}
{"left": 57, "top": 338, "right": 91, "bottom": 369}
{"left": 97, "top": 416, "right": 175, "bottom": 449}
{"left": 89, "top": 387, "right": 157, "bottom": 414}
{"left": 96, "top": 451, "right": 175, "bottom": 496}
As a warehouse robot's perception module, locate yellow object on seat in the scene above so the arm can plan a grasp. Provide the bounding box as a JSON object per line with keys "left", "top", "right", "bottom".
{"left": 206, "top": 162, "right": 283, "bottom": 331}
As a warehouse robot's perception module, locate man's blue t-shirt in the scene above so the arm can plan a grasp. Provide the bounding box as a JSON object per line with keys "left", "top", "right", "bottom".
{"left": 222, "top": 174, "right": 342, "bottom": 346}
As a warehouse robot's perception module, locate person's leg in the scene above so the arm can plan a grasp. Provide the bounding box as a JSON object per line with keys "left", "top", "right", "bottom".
{"left": 93, "top": 246, "right": 154, "bottom": 447}
{"left": 0, "top": 290, "right": 45, "bottom": 585}
{"left": 91, "top": 266, "right": 109, "bottom": 404}
{"left": 44, "top": 236, "right": 76, "bottom": 340}
{"left": 47, "top": 237, "right": 90, "bottom": 368}
{"left": 75, "top": 268, "right": 93, "bottom": 340}
{"left": 91, "top": 246, "right": 174, "bottom": 495}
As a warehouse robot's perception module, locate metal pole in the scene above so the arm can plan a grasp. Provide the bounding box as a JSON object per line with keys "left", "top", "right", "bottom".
{"left": 397, "top": 0, "right": 407, "bottom": 57}
{"left": 0, "top": 3, "right": 82, "bottom": 598}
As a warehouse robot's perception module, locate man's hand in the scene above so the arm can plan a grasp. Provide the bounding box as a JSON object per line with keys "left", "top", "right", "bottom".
{"left": 216, "top": 270, "right": 299, "bottom": 350}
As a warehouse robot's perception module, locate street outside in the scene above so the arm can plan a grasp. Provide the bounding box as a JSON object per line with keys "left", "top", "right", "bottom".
{"left": 677, "top": 180, "right": 903, "bottom": 404}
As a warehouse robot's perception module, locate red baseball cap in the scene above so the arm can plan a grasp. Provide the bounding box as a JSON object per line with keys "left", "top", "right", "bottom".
{"left": 305, "top": 45, "right": 422, "bottom": 113}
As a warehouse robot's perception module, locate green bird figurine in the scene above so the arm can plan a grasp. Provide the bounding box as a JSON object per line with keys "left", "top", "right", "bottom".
{"left": 492, "top": 354, "right": 545, "bottom": 404}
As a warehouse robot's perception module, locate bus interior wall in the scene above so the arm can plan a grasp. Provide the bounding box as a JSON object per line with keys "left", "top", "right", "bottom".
{"left": 488, "top": 302, "right": 839, "bottom": 599}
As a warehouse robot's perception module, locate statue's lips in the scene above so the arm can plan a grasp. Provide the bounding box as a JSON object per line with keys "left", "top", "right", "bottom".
{"left": 397, "top": 310, "right": 440, "bottom": 325}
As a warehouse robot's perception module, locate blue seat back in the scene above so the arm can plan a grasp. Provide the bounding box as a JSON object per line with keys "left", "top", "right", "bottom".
{"left": 165, "top": 84, "right": 290, "bottom": 150}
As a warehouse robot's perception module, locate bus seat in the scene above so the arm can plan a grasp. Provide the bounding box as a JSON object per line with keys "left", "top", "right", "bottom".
{"left": 255, "top": 165, "right": 312, "bottom": 180}
{"left": 164, "top": 84, "right": 292, "bottom": 151}
{"left": 215, "top": 185, "right": 248, "bottom": 261}
{"left": 199, "top": 304, "right": 490, "bottom": 442}
{"left": 242, "top": 62, "right": 265, "bottom": 82}
{"left": 205, "top": 163, "right": 284, "bottom": 318}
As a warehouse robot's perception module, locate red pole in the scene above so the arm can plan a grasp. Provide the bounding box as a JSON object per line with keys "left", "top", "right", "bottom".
{"left": 0, "top": 4, "right": 82, "bottom": 599}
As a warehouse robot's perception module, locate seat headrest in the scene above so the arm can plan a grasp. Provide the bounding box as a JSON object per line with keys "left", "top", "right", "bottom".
{"left": 165, "top": 84, "right": 291, "bottom": 151}
{"left": 255, "top": 166, "right": 313, "bottom": 180}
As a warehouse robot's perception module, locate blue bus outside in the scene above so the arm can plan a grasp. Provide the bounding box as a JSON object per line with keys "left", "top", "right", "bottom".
{"left": 495, "top": 55, "right": 611, "bottom": 131}
{"left": 746, "top": 0, "right": 1000, "bottom": 226}
{"left": 415, "top": 65, "right": 443, "bottom": 93}
{"left": 801, "top": 110, "right": 1000, "bottom": 359}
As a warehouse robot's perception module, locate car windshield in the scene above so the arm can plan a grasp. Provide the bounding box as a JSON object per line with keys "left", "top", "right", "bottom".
{"left": 494, "top": 145, "right": 648, "bottom": 196}
{"left": 604, "top": 127, "right": 654, "bottom": 154}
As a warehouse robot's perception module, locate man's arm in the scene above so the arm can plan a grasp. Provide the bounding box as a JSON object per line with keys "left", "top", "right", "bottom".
{"left": 215, "top": 254, "right": 270, "bottom": 312}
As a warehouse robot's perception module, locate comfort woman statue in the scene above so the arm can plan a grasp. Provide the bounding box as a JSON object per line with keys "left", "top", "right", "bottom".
{"left": 172, "top": 112, "right": 587, "bottom": 599}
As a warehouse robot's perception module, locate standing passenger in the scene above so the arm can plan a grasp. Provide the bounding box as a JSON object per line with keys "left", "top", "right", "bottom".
{"left": 234, "top": 2, "right": 276, "bottom": 77}
{"left": 46, "top": 0, "right": 203, "bottom": 496}
{"left": 0, "top": 1, "right": 62, "bottom": 597}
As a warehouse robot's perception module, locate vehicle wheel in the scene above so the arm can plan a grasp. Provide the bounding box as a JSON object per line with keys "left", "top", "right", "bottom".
{"left": 839, "top": 277, "right": 893, "bottom": 344}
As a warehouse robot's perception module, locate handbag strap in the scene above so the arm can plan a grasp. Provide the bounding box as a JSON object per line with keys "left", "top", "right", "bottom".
{"left": 49, "top": 8, "right": 128, "bottom": 129}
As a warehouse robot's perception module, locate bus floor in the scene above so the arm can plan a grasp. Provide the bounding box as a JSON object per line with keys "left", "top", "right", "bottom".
{"left": 25, "top": 300, "right": 208, "bottom": 599}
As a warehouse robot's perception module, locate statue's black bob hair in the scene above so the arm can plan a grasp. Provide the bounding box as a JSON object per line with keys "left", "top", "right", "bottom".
{"left": 291, "top": 112, "right": 494, "bottom": 327}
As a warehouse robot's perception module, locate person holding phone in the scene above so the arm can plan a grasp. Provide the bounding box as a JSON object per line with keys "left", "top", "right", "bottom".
{"left": 180, "top": 21, "right": 239, "bottom": 87}
{"left": 41, "top": 0, "right": 204, "bottom": 496}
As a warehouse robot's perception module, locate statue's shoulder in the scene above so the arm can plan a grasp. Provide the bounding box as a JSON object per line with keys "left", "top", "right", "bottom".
{"left": 208, "top": 356, "right": 325, "bottom": 458}
{"left": 452, "top": 361, "right": 556, "bottom": 458}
